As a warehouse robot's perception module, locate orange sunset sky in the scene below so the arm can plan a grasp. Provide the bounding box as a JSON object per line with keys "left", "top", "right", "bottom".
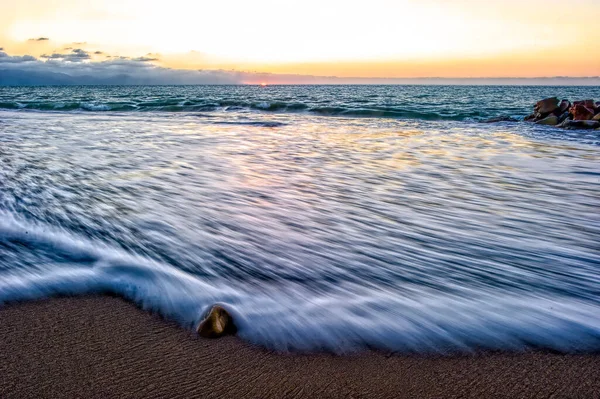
{"left": 1, "top": 0, "right": 599, "bottom": 78}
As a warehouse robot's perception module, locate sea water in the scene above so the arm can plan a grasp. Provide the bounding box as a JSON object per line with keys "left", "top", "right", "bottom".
{"left": 1, "top": 85, "right": 599, "bottom": 353}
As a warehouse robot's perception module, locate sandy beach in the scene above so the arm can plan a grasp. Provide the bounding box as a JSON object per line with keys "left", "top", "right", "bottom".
{"left": 0, "top": 296, "right": 598, "bottom": 399}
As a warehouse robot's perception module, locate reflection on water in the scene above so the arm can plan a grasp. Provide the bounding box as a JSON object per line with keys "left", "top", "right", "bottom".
{"left": 1, "top": 108, "right": 599, "bottom": 352}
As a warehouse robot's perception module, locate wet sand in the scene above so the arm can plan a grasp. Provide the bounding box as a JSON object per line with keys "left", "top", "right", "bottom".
{"left": 0, "top": 296, "right": 598, "bottom": 398}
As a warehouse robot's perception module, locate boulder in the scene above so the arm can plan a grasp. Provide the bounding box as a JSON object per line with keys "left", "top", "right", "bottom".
{"left": 593, "top": 113, "right": 600, "bottom": 122}
{"left": 570, "top": 104, "right": 594, "bottom": 121}
{"left": 562, "top": 120, "right": 600, "bottom": 130}
{"left": 557, "top": 117, "right": 573, "bottom": 128}
{"left": 556, "top": 99, "right": 571, "bottom": 115}
{"left": 584, "top": 99, "right": 595, "bottom": 110}
{"left": 558, "top": 111, "right": 570, "bottom": 124}
{"left": 535, "top": 114, "right": 559, "bottom": 126}
{"left": 481, "top": 116, "right": 518, "bottom": 123}
{"left": 197, "top": 305, "right": 237, "bottom": 338}
{"left": 524, "top": 113, "right": 537, "bottom": 122}
{"left": 534, "top": 97, "right": 559, "bottom": 115}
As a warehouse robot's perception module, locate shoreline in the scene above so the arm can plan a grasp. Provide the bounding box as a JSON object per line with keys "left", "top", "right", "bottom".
{"left": 0, "top": 296, "right": 599, "bottom": 398}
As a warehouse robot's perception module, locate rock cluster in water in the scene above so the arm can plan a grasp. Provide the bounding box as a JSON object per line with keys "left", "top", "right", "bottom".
{"left": 525, "top": 97, "right": 600, "bottom": 129}
{"left": 197, "top": 305, "right": 237, "bottom": 338}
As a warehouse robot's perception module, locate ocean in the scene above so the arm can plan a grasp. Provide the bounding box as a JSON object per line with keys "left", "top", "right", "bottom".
{"left": 1, "top": 85, "right": 599, "bottom": 353}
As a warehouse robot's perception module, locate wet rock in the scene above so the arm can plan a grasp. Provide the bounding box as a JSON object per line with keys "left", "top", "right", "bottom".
{"left": 593, "top": 113, "right": 600, "bottom": 122}
{"left": 557, "top": 117, "right": 573, "bottom": 128}
{"left": 481, "top": 116, "right": 518, "bottom": 123}
{"left": 197, "top": 305, "right": 237, "bottom": 338}
{"left": 584, "top": 99, "right": 595, "bottom": 110}
{"left": 557, "top": 112, "right": 570, "bottom": 124}
{"left": 556, "top": 99, "right": 571, "bottom": 115}
{"left": 570, "top": 104, "right": 594, "bottom": 121}
{"left": 524, "top": 113, "right": 537, "bottom": 122}
{"left": 534, "top": 97, "right": 559, "bottom": 115}
{"left": 535, "top": 114, "right": 559, "bottom": 126}
{"left": 562, "top": 120, "right": 600, "bottom": 130}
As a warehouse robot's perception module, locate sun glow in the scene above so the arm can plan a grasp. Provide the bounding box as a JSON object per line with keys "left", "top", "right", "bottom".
{"left": 1, "top": 0, "right": 599, "bottom": 77}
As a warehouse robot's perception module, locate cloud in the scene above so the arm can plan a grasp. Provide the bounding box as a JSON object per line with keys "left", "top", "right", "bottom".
{"left": 0, "top": 47, "right": 3, "bottom": 51}
{"left": 41, "top": 49, "right": 91, "bottom": 62}
{"left": 1, "top": 49, "right": 599, "bottom": 86}
{"left": 102, "top": 54, "right": 158, "bottom": 62}
{"left": 0, "top": 51, "right": 38, "bottom": 63}
{"left": 40, "top": 54, "right": 62, "bottom": 60}
{"left": 94, "top": 51, "right": 104, "bottom": 55}
{"left": 132, "top": 56, "right": 159, "bottom": 62}
{"left": 28, "top": 37, "right": 50, "bottom": 42}
{"left": 0, "top": 51, "right": 247, "bottom": 84}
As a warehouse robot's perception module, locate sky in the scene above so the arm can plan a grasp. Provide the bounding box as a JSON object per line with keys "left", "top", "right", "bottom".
{"left": 0, "top": 0, "right": 599, "bottom": 82}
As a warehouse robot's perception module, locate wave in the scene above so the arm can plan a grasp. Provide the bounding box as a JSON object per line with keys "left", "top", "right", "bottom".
{"left": 0, "top": 100, "right": 492, "bottom": 121}
{"left": 213, "top": 121, "right": 288, "bottom": 127}
{"left": 307, "top": 106, "right": 485, "bottom": 120}
{"left": 1, "top": 211, "right": 600, "bottom": 354}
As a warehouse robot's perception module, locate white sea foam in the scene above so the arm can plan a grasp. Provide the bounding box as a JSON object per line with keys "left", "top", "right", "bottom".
{"left": 255, "top": 102, "right": 271, "bottom": 109}
{"left": 80, "top": 103, "right": 111, "bottom": 111}
{"left": 1, "top": 211, "right": 599, "bottom": 353}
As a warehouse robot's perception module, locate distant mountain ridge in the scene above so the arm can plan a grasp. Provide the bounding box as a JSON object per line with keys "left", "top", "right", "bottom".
{"left": 1, "top": 68, "right": 599, "bottom": 86}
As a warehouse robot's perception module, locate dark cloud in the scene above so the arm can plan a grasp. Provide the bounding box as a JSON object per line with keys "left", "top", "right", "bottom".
{"left": 0, "top": 51, "right": 37, "bottom": 63}
{"left": 41, "top": 49, "right": 91, "bottom": 62}
{"left": 28, "top": 37, "right": 50, "bottom": 42}
{"left": 94, "top": 51, "right": 104, "bottom": 55}
{"left": 63, "top": 47, "right": 73, "bottom": 50}
{"left": 1, "top": 49, "right": 599, "bottom": 86}
{"left": 40, "top": 54, "right": 62, "bottom": 60}
{"left": 0, "top": 51, "right": 246, "bottom": 84}
{"left": 102, "top": 55, "right": 157, "bottom": 62}
{"left": 0, "top": 47, "right": 3, "bottom": 51}
{"left": 132, "top": 56, "right": 159, "bottom": 62}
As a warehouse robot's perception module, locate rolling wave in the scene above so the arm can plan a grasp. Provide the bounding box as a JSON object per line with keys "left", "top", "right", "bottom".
{"left": 2, "top": 85, "right": 599, "bottom": 124}
{"left": 0, "top": 100, "right": 495, "bottom": 121}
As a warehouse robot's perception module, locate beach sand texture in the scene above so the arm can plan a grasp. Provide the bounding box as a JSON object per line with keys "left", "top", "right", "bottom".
{"left": 0, "top": 296, "right": 599, "bottom": 399}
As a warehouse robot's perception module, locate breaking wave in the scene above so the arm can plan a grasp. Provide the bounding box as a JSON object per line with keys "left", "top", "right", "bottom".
{"left": 2, "top": 85, "right": 599, "bottom": 123}
{"left": 1, "top": 212, "right": 600, "bottom": 354}
{"left": 0, "top": 99, "right": 492, "bottom": 121}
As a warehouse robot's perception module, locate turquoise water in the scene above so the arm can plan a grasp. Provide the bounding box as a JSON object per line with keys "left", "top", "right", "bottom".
{"left": 1, "top": 85, "right": 599, "bottom": 121}
{"left": 1, "top": 85, "right": 599, "bottom": 353}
